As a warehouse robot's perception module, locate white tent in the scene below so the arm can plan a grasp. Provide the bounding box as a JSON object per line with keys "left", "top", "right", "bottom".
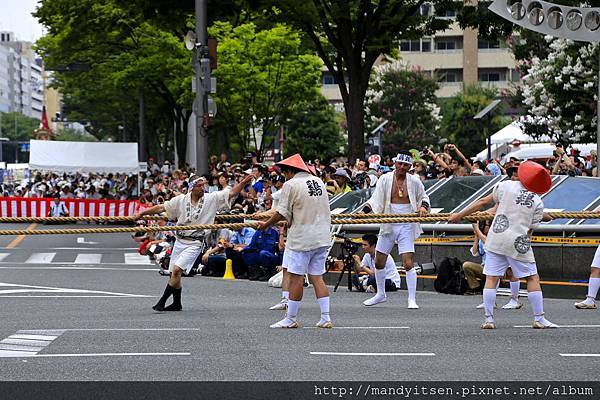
{"left": 501, "top": 143, "right": 597, "bottom": 162}
{"left": 29, "top": 140, "right": 140, "bottom": 174}
{"left": 490, "top": 122, "right": 528, "bottom": 144}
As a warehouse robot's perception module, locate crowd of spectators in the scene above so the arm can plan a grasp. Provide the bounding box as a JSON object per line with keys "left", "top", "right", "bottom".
{"left": 0, "top": 142, "right": 597, "bottom": 282}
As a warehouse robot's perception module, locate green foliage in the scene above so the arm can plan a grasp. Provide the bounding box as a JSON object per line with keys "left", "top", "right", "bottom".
{"left": 254, "top": 0, "right": 459, "bottom": 161}
{"left": 440, "top": 85, "right": 509, "bottom": 157}
{"left": 0, "top": 112, "right": 40, "bottom": 141}
{"left": 209, "top": 22, "right": 323, "bottom": 157}
{"left": 54, "top": 128, "right": 98, "bottom": 142}
{"left": 284, "top": 95, "right": 343, "bottom": 161}
{"left": 34, "top": 0, "right": 201, "bottom": 160}
{"left": 366, "top": 62, "right": 440, "bottom": 153}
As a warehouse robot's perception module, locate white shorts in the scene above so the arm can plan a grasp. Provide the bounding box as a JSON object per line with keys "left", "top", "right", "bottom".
{"left": 281, "top": 250, "right": 290, "bottom": 270}
{"left": 285, "top": 246, "right": 328, "bottom": 276}
{"left": 376, "top": 223, "right": 416, "bottom": 255}
{"left": 376, "top": 203, "right": 416, "bottom": 255}
{"left": 592, "top": 246, "right": 600, "bottom": 268}
{"left": 483, "top": 251, "right": 537, "bottom": 279}
{"left": 169, "top": 240, "right": 203, "bottom": 274}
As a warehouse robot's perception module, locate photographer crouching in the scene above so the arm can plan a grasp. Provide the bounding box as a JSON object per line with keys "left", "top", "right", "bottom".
{"left": 351, "top": 234, "right": 401, "bottom": 293}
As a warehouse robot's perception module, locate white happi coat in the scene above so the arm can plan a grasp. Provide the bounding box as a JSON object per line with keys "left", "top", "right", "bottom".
{"left": 365, "top": 172, "right": 430, "bottom": 239}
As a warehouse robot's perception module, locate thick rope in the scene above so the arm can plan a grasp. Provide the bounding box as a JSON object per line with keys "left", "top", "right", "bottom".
{"left": 5, "top": 210, "right": 598, "bottom": 224}
{"left": 0, "top": 211, "right": 598, "bottom": 235}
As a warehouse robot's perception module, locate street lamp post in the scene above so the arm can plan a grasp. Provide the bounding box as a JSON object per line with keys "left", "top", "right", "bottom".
{"left": 194, "top": 0, "right": 210, "bottom": 175}
{"left": 488, "top": 0, "right": 600, "bottom": 160}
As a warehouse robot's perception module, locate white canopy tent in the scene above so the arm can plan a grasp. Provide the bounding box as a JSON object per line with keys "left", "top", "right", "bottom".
{"left": 29, "top": 140, "right": 140, "bottom": 174}
{"left": 475, "top": 122, "right": 552, "bottom": 160}
{"left": 501, "top": 143, "right": 597, "bottom": 162}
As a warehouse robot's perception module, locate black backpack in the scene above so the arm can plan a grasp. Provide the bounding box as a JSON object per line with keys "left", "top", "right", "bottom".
{"left": 434, "top": 257, "right": 468, "bottom": 295}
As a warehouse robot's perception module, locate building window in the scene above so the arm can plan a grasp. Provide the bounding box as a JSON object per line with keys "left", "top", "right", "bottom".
{"left": 436, "top": 9, "right": 457, "bottom": 17}
{"left": 419, "top": 4, "right": 432, "bottom": 16}
{"left": 438, "top": 69, "right": 463, "bottom": 83}
{"left": 400, "top": 40, "right": 425, "bottom": 52}
{"left": 421, "top": 39, "right": 431, "bottom": 52}
{"left": 322, "top": 74, "right": 337, "bottom": 85}
{"left": 435, "top": 36, "right": 462, "bottom": 50}
{"left": 479, "top": 68, "right": 507, "bottom": 82}
{"left": 478, "top": 39, "right": 501, "bottom": 49}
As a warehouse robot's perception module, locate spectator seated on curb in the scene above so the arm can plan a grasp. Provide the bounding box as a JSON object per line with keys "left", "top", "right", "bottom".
{"left": 224, "top": 226, "right": 256, "bottom": 279}
{"left": 243, "top": 226, "right": 282, "bottom": 281}
{"left": 351, "top": 234, "right": 401, "bottom": 293}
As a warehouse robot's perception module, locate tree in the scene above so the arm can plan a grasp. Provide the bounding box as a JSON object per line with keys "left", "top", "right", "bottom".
{"left": 440, "top": 85, "right": 509, "bottom": 156}
{"left": 366, "top": 61, "right": 440, "bottom": 153}
{"left": 34, "top": 0, "right": 211, "bottom": 162}
{"left": 284, "top": 95, "right": 343, "bottom": 161}
{"left": 518, "top": 38, "right": 598, "bottom": 143}
{"left": 209, "top": 22, "right": 323, "bottom": 157}
{"left": 0, "top": 112, "right": 40, "bottom": 141}
{"left": 254, "top": 0, "right": 456, "bottom": 161}
{"left": 55, "top": 128, "right": 98, "bottom": 142}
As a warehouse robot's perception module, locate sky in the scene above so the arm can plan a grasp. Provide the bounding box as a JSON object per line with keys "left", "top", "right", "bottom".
{"left": 0, "top": 0, "right": 44, "bottom": 42}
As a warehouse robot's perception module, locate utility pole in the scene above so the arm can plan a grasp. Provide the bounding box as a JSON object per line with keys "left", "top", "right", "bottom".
{"left": 195, "top": 0, "right": 209, "bottom": 174}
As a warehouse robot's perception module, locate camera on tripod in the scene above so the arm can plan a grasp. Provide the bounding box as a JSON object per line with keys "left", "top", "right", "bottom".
{"left": 330, "top": 234, "right": 363, "bottom": 292}
{"left": 338, "top": 234, "right": 361, "bottom": 255}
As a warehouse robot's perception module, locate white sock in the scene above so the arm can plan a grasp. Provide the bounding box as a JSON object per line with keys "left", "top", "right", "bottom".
{"left": 528, "top": 291, "right": 544, "bottom": 321}
{"left": 483, "top": 288, "right": 496, "bottom": 322}
{"left": 406, "top": 269, "right": 417, "bottom": 302}
{"left": 510, "top": 281, "right": 520, "bottom": 300}
{"left": 282, "top": 291, "right": 289, "bottom": 300}
{"left": 286, "top": 300, "right": 300, "bottom": 322}
{"left": 375, "top": 268, "right": 387, "bottom": 297}
{"left": 587, "top": 277, "right": 600, "bottom": 300}
{"left": 317, "top": 296, "right": 331, "bottom": 322}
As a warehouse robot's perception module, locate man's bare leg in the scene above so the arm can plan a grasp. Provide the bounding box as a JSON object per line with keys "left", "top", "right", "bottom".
{"left": 270, "top": 268, "right": 289, "bottom": 310}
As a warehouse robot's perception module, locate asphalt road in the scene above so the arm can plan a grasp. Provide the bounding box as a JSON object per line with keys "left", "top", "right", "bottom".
{"left": 0, "top": 223, "right": 598, "bottom": 381}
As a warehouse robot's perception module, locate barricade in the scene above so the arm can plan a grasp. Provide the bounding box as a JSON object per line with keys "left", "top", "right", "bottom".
{"left": 0, "top": 197, "right": 138, "bottom": 218}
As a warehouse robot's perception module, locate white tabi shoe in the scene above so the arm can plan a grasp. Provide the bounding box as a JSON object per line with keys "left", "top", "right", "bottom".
{"left": 269, "top": 299, "right": 288, "bottom": 311}
{"left": 363, "top": 295, "right": 387, "bottom": 306}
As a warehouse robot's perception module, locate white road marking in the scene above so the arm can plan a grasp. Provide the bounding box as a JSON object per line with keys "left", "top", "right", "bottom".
{"left": 0, "top": 330, "right": 65, "bottom": 358}
{"left": 0, "top": 267, "right": 155, "bottom": 271}
{"left": 74, "top": 254, "right": 102, "bottom": 264}
{"left": 0, "top": 295, "right": 153, "bottom": 299}
{"left": 77, "top": 238, "right": 98, "bottom": 245}
{"left": 1, "top": 338, "right": 53, "bottom": 347}
{"left": 48, "top": 248, "right": 137, "bottom": 250}
{"left": 0, "top": 254, "right": 10, "bottom": 262}
{"left": 124, "top": 253, "right": 152, "bottom": 265}
{"left": 25, "top": 253, "right": 56, "bottom": 264}
{"left": 9, "top": 334, "right": 59, "bottom": 341}
{"left": 0, "top": 344, "right": 44, "bottom": 352}
{"left": 0, "top": 282, "right": 151, "bottom": 298}
{"left": 514, "top": 325, "right": 600, "bottom": 328}
{"left": 27, "top": 328, "right": 203, "bottom": 332}
{"left": 303, "top": 326, "right": 410, "bottom": 330}
{"left": 0, "top": 352, "right": 191, "bottom": 358}
{"left": 560, "top": 354, "right": 600, "bottom": 357}
{"left": 310, "top": 352, "right": 435, "bottom": 356}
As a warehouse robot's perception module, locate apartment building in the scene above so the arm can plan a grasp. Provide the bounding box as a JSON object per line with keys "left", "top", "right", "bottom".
{"left": 399, "top": 5, "right": 520, "bottom": 97}
{"left": 0, "top": 31, "right": 44, "bottom": 119}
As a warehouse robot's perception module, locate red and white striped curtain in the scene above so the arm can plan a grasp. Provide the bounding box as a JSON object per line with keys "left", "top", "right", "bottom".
{"left": 0, "top": 197, "right": 140, "bottom": 217}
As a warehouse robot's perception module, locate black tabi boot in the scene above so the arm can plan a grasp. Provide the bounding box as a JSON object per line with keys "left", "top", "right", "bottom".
{"left": 153, "top": 284, "right": 175, "bottom": 312}
{"left": 164, "top": 288, "right": 183, "bottom": 311}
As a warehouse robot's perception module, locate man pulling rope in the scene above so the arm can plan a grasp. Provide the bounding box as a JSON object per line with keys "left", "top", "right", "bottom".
{"left": 133, "top": 173, "right": 252, "bottom": 312}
